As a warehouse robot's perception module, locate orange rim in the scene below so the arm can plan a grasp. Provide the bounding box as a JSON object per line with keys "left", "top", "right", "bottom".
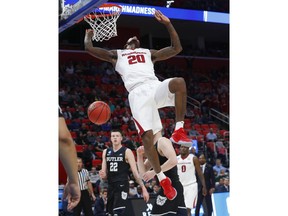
{"left": 87, "top": 3, "right": 122, "bottom": 18}
{"left": 78, "top": 3, "right": 121, "bottom": 23}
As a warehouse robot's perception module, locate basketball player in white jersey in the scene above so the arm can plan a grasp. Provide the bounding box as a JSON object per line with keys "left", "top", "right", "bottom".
{"left": 177, "top": 145, "right": 207, "bottom": 216}
{"left": 84, "top": 10, "right": 191, "bottom": 200}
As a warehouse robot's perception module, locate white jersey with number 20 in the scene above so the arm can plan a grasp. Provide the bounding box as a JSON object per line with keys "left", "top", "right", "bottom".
{"left": 115, "top": 48, "right": 158, "bottom": 92}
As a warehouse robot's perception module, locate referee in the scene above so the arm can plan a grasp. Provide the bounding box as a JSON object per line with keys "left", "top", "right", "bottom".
{"left": 72, "top": 157, "right": 96, "bottom": 216}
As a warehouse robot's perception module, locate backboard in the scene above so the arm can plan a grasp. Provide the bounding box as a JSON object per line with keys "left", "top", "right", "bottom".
{"left": 59, "top": 0, "right": 108, "bottom": 33}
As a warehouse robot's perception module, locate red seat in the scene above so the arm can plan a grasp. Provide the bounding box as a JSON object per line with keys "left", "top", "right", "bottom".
{"left": 206, "top": 142, "right": 216, "bottom": 153}
{"left": 95, "top": 151, "right": 102, "bottom": 159}
{"left": 194, "top": 124, "right": 201, "bottom": 130}
{"left": 184, "top": 118, "right": 191, "bottom": 124}
{"left": 223, "top": 131, "right": 229, "bottom": 141}
{"left": 128, "top": 130, "right": 138, "bottom": 137}
{"left": 70, "top": 131, "right": 77, "bottom": 138}
{"left": 165, "top": 118, "right": 175, "bottom": 125}
{"left": 121, "top": 124, "right": 129, "bottom": 132}
{"left": 217, "top": 147, "right": 227, "bottom": 155}
{"left": 209, "top": 123, "right": 218, "bottom": 130}
{"left": 201, "top": 124, "right": 209, "bottom": 130}
{"left": 219, "top": 130, "right": 228, "bottom": 137}
{"left": 75, "top": 145, "right": 83, "bottom": 152}
{"left": 197, "top": 135, "right": 204, "bottom": 142}
{"left": 65, "top": 119, "right": 71, "bottom": 125}
{"left": 81, "top": 118, "right": 90, "bottom": 124}
{"left": 189, "top": 135, "right": 197, "bottom": 140}
{"left": 92, "top": 159, "right": 102, "bottom": 167}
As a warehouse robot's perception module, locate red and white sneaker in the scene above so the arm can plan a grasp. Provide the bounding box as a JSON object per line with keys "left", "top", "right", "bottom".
{"left": 170, "top": 128, "right": 192, "bottom": 147}
{"left": 160, "top": 177, "right": 177, "bottom": 200}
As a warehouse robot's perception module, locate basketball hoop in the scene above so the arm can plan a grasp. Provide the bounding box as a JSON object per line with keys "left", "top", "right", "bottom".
{"left": 84, "top": 3, "right": 122, "bottom": 42}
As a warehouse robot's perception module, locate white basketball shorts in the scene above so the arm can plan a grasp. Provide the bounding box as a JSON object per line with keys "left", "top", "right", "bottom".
{"left": 128, "top": 78, "right": 174, "bottom": 135}
{"left": 183, "top": 182, "right": 198, "bottom": 209}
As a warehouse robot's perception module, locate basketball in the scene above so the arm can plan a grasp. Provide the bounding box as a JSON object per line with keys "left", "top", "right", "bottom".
{"left": 87, "top": 101, "right": 111, "bottom": 125}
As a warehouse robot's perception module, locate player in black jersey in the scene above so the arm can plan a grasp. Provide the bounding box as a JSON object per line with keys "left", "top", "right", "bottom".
{"left": 137, "top": 132, "right": 187, "bottom": 215}
{"left": 99, "top": 129, "right": 149, "bottom": 216}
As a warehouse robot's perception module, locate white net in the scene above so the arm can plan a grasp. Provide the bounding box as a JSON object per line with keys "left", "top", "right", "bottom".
{"left": 84, "top": 4, "right": 122, "bottom": 42}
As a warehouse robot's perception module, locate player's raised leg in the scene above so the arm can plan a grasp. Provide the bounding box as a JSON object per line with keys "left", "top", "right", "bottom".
{"left": 141, "top": 131, "right": 177, "bottom": 200}
{"left": 168, "top": 77, "right": 192, "bottom": 146}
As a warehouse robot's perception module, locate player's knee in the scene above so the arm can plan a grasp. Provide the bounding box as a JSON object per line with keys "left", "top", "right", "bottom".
{"left": 176, "top": 77, "right": 186, "bottom": 90}
{"left": 170, "top": 77, "right": 186, "bottom": 92}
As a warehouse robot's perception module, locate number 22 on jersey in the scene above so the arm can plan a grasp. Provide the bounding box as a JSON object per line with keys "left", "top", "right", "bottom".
{"left": 110, "top": 162, "right": 118, "bottom": 172}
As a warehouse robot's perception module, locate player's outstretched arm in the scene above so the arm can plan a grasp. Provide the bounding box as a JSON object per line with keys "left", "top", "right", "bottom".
{"left": 84, "top": 29, "right": 117, "bottom": 65}
{"left": 151, "top": 10, "right": 182, "bottom": 62}
{"left": 126, "top": 149, "right": 150, "bottom": 202}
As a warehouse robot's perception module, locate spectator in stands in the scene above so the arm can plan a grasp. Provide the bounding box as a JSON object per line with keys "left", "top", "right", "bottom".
{"left": 215, "top": 168, "right": 229, "bottom": 182}
{"left": 128, "top": 180, "right": 138, "bottom": 198}
{"left": 82, "top": 144, "right": 97, "bottom": 170}
{"left": 111, "top": 116, "right": 122, "bottom": 130}
{"left": 188, "top": 125, "right": 200, "bottom": 137}
{"left": 144, "top": 181, "right": 154, "bottom": 194}
{"left": 185, "top": 106, "right": 195, "bottom": 118}
{"left": 68, "top": 119, "right": 81, "bottom": 131}
{"left": 89, "top": 166, "right": 100, "bottom": 194}
{"left": 215, "top": 178, "right": 225, "bottom": 193}
{"left": 150, "top": 184, "right": 161, "bottom": 197}
{"left": 215, "top": 178, "right": 229, "bottom": 193}
{"left": 213, "top": 159, "right": 227, "bottom": 176}
{"left": 190, "top": 146, "right": 200, "bottom": 157}
{"left": 101, "top": 121, "right": 112, "bottom": 131}
{"left": 94, "top": 136, "right": 107, "bottom": 152}
{"left": 200, "top": 95, "right": 211, "bottom": 114}
{"left": 79, "top": 123, "right": 89, "bottom": 135}
{"left": 65, "top": 60, "right": 75, "bottom": 74}
{"left": 112, "top": 105, "right": 124, "bottom": 118}
{"left": 85, "top": 131, "right": 97, "bottom": 145}
{"left": 122, "top": 111, "right": 132, "bottom": 124}
{"left": 206, "top": 128, "right": 217, "bottom": 141}
{"left": 108, "top": 85, "right": 119, "bottom": 98}
{"left": 136, "top": 185, "right": 144, "bottom": 198}
{"left": 75, "top": 105, "right": 86, "bottom": 119}
{"left": 127, "top": 119, "right": 137, "bottom": 132}
{"left": 223, "top": 178, "right": 229, "bottom": 192}
{"left": 108, "top": 101, "right": 116, "bottom": 113}
{"left": 74, "top": 131, "right": 86, "bottom": 145}
{"left": 159, "top": 108, "right": 166, "bottom": 119}
{"left": 165, "top": 122, "right": 175, "bottom": 138}
{"left": 93, "top": 188, "right": 108, "bottom": 216}
{"left": 62, "top": 107, "right": 73, "bottom": 119}
{"left": 122, "top": 135, "right": 137, "bottom": 150}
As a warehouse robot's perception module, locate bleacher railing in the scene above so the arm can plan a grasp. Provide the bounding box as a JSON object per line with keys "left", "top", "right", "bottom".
{"left": 209, "top": 108, "right": 229, "bottom": 125}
